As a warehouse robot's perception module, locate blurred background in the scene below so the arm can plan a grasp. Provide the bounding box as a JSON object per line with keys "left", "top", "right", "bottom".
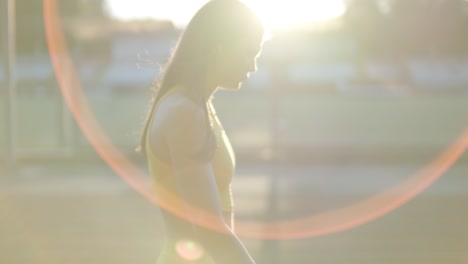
{"left": 1, "top": 0, "right": 467, "bottom": 263}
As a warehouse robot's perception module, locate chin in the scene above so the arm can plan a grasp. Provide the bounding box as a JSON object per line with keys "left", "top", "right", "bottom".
{"left": 222, "top": 81, "right": 243, "bottom": 90}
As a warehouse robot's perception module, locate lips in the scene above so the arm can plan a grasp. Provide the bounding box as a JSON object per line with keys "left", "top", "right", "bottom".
{"left": 240, "top": 73, "right": 250, "bottom": 82}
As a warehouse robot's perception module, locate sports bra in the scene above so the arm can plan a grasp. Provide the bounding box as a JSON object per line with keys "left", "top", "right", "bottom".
{"left": 145, "top": 87, "right": 236, "bottom": 213}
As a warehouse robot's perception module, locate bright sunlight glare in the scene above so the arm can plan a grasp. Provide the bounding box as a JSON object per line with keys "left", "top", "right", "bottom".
{"left": 250, "top": 0, "right": 346, "bottom": 29}
{"left": 106, "top": 0, "right": 346, "bottom": 29}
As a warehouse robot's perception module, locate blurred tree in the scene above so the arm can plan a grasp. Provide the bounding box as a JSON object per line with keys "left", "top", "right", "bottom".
{"left": 59, "top": 0, "right": 109, "bottom": 18}
{"left": 387, "top": 0, "right": 468, "bottom": 58}
{"left": 16, "top": 0, "right": 46, "bottom": 55}
{"left": 430, "top": 0, "right": 468, "bottom": 57}
{"left": 386, "top": 0, "right": 432, "bottom": 58}
{"left": 341, "top": 0, "right": 387, "bottom": 82}
{"left": 15, "top": 0, "right": 110, "bottom": 55}
{"left": 342, "top": 0, "right": 386, "bottom": 59}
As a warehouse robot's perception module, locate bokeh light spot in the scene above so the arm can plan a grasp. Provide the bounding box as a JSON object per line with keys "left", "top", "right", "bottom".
{"left": 176, "top": 239, "right": 205, "bottom": 261}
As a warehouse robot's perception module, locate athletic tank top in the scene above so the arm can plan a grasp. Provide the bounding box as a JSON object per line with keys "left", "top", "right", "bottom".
{"left": 145, "top": 87, "right": 236, "bottom": 213}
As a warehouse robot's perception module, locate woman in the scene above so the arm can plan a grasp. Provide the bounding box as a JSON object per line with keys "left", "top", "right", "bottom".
{"left": 139, "top": 0, "right": 265, "bottom": 263}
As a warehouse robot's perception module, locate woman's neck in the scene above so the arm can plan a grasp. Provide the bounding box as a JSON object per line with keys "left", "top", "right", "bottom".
{"left": 205, "top": 71, "right": 220, "bottom": 99}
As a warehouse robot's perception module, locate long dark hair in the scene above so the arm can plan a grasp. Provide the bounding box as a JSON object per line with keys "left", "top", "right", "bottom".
{"left": 138, "top": 0, "right": 264, "bottom": 156}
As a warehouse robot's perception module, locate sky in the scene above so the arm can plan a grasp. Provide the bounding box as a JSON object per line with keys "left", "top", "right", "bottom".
{"left": 105, "top": 0, "right": 347, "bottom": 29}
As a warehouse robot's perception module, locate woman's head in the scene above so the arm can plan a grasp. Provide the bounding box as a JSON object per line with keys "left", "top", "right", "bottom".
{"left": 139, "top": 0, "right": 265, "bottom": 155}
{"left": 163, "top": 0, "right": 265, "bottom": 93}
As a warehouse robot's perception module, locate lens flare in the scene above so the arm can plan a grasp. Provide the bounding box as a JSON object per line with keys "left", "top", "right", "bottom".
{"left": 176, "top": 239, "right": 205, "bottom": 261}
{"left": 43, "top": 0, "right": 468, "bottom": 240}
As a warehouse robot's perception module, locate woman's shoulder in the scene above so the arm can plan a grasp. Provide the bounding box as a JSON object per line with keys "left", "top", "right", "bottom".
{"left": 152, "top": 92, "right": 208, "bottom": 139}
{"left": 158, "top": 93, "right": 205, "bottom": 123}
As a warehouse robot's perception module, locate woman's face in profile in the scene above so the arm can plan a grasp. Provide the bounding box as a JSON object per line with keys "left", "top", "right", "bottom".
{"left": 216, "top": 36, "right": 263, "bottom": 89}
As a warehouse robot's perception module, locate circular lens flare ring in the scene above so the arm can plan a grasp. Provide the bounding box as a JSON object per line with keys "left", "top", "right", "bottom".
{"left": 43, "top": 0, "right": 468, "bottom": 240}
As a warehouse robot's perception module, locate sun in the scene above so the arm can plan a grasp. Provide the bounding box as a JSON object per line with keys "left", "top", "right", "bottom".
{"left": 249, "top": 0, "right": 346, "bottom": 30}
{"left": 106, "top": 0, "right": 346, "bottom": 29}
{"left": 106, "top": 0, "right": 207, "bottom": 27}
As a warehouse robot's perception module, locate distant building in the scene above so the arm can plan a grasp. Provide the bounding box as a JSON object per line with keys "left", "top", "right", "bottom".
{"left": 62, "top": 18, "right": 180, "bottom": 94}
